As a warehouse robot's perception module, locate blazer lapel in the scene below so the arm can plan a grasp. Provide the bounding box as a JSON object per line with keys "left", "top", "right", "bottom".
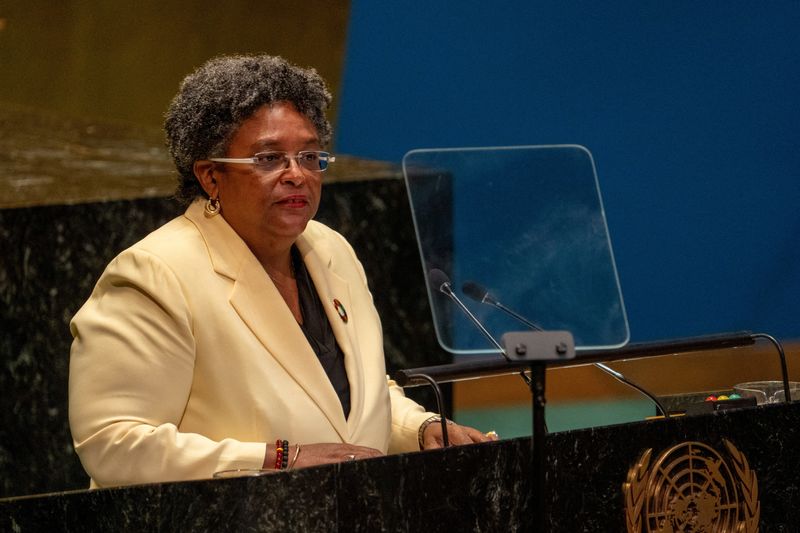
{"left": 297, "top": 229, "right": 365, "bottom": 435}
{"left": 185, "top": 203, "right": 349, "bottom": 441}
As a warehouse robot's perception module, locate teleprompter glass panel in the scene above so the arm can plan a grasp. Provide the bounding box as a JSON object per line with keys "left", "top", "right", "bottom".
{"left": 402, "top": 145, "right": 629, "bottom": 354}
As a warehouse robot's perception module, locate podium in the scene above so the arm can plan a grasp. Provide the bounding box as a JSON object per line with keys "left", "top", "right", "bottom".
{"left": 3, "top": 401, "right": 798, "bottom": 531}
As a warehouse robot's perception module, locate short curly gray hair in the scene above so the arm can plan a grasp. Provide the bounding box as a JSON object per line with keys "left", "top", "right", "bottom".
{"left": 164, "top": 54, "right": 333, "bottom": 205}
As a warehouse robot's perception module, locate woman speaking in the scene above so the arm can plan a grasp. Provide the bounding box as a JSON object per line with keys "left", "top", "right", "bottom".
{"left": 68, "top": 54, "right": 490, "bottom": 487}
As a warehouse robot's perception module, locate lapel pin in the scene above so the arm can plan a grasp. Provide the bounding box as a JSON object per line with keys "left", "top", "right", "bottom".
{"left": 333, "top": 299, "right": 348, "bottom": 323}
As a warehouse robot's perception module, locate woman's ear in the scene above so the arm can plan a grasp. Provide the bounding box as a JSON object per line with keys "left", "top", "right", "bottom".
{"left": 194, "top": 160, "right": 219, "bottom": 198}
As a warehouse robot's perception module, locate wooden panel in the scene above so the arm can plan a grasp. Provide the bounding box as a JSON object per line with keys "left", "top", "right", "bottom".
{"left": 0, "top": 1, "right": 350, "bottom": 129}
{"left": 454, "top": 341, "right": 800, "bottom": 408}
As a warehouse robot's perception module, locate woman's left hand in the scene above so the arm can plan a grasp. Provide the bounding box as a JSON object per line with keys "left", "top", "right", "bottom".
{"left": 420, "top": 421, "right": 498, "bottom": 450}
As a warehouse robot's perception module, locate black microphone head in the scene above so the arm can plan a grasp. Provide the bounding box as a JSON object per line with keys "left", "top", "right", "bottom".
{"left": 461, "top": 281, "right": 488, "bottom": 302}
{"left": 428, "top": 268, "right": 452, "bottom": 293}
{"left": 462, "top": 280, "right": 499, "bottom": 305}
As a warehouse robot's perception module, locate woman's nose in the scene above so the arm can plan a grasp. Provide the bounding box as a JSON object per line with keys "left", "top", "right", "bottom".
{"left": 279, "top": 156, "right": 306, "bottom": 184}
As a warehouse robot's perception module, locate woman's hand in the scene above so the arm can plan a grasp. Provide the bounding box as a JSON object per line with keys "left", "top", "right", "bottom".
{"left": 264, "top": 442, "right": 384, "bottom": 470}
{"left": 420, "top": 420, "right": 498, "bottom": 450}
{"left": 293, "top": 443, "right": 384, "bottom": 467}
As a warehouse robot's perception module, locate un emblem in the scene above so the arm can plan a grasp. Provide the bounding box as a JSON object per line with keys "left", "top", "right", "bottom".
{"left": 623, "top": 440, "right": 759, "bottom": 532}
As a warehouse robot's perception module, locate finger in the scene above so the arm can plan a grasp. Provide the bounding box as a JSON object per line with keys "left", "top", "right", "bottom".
{"left": 347, "top": 445, "right": 384, "bottom": 457}
{"left": 444, "top": 427, "right": 471, "bottom": 446}
{"left": 439, "top": 424, "right": 489, "bottom": 444}
{"left": 427, "top": 425, "right": 470, "bottom": 447}
{"left": 355, "top": 445, "right": 384, "bottom": 455}
{"left": 457, "top": 425, "right": 492, "bottom": 443}
{"left": 422, "top": 432, "right": 444, "bottom": 450}
{"left": 339, "top": 445, "right": 384, "bottom": 461}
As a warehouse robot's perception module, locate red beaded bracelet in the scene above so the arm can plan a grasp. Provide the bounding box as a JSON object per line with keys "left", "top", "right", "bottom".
{"left": 274, "top": 439, "right": 289, "bottom": 470}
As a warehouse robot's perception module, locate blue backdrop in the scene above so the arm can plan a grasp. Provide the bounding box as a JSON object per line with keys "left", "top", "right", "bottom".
{"left": 336, "top": 1, "right": 800, "bottom": 342}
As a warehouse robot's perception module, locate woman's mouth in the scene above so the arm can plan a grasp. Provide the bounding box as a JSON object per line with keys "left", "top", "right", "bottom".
{"left": 276, "top": 195, "right": 308, "bottom": 208}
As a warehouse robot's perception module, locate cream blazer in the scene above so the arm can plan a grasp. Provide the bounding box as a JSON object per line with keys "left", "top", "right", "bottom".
{"left": 69, "top": 200, "right": 433, "bottom": 488}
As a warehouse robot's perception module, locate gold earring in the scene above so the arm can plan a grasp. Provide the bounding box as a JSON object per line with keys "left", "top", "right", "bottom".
{"left": 204, "top": 196, "right": 221, "bottom": 217}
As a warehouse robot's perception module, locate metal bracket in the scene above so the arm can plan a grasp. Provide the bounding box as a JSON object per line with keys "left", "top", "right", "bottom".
{"left": 500, "top": 330, "right": 576, "bottom": 361}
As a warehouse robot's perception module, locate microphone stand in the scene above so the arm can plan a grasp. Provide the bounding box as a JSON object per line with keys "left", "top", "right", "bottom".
{"left": 429, "top": 269, "right": 569, "bottom": 530}
{"left": 462, "top": 282, "right": 670, "bottom": 416}
{"left": 500, "top": 329, "right": 576, "bottom": 532}
{"left": 400, "top": 372, "right": 450, "bottom": 448}
{"left": 531, "top": 363, "right": 547, "bottom": 530}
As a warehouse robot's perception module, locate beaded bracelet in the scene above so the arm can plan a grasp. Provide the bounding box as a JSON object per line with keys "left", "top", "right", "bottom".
{"left": 274, "top": 439, "right": 290, "bottom": 470}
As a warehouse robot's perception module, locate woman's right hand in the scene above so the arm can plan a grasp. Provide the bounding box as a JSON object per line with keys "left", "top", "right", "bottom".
{"left": 264, "top": 442, "right": 383, "bottom": 470}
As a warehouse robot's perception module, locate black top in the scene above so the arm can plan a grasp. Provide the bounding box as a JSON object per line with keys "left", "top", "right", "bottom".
{"left": 293, "top": 246, "right": 352, "bottom": 419}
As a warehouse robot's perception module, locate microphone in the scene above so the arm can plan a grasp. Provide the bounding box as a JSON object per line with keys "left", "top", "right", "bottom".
{"left": 461, "top": 279, "right": 669, "bottom": 418}
{"left": 429, "top": 269, "right": 511, "bottom": 361}
{"left": 461, "top": 281, "right": 498, "bottom": 305}
{"left": 462, "top": 281, "right": 543, "bottom": 331}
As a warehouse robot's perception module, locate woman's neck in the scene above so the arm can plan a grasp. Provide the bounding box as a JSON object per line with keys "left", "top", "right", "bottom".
{"left": 260, "top": 246, "right": 295, "bottom": 282}
{"left": 258, "top": 243, "right": 303, "bottom": 323}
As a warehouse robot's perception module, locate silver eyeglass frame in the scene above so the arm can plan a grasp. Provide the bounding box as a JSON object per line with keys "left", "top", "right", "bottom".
{"left": 208, "top": 150, "right": 335, "bottom": 172}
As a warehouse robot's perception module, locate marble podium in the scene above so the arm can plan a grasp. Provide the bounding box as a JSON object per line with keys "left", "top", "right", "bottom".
{"left": 2, "top": 401, "right": 799, "bottom": 531}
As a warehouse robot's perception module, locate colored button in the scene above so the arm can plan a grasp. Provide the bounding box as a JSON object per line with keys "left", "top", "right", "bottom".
{"left": 333, "top": 299, "right": 348, "bottom": 323}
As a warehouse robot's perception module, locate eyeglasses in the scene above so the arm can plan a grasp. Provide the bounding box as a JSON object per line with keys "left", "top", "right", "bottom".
{"left": 209, "top": 151, "right": 336, "bottom": 173}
